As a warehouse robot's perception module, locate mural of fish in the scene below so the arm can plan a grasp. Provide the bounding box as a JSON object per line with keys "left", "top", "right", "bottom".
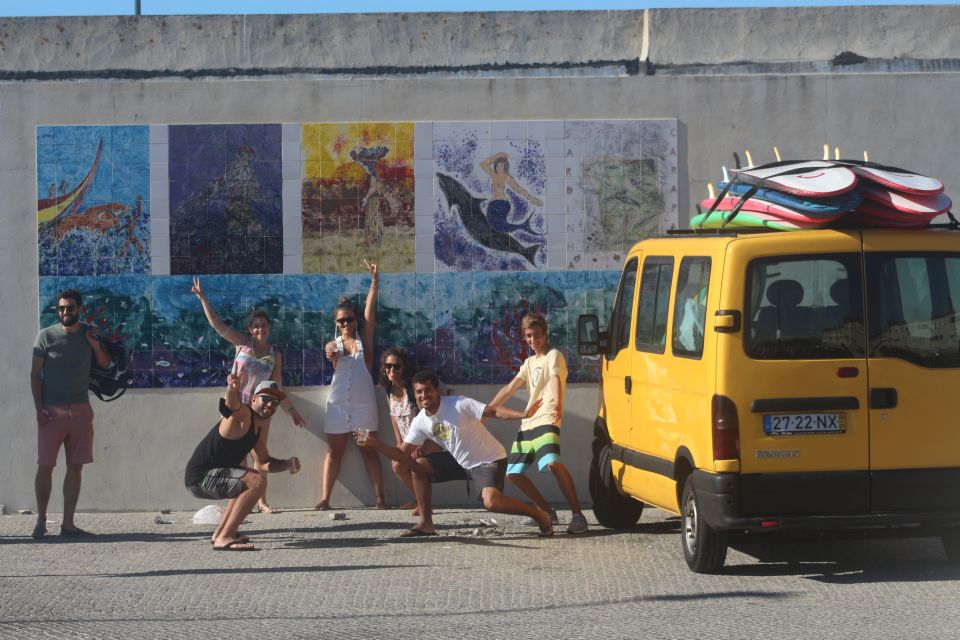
{"left": 436, "top": 172, "right": 541, "bottom": 266}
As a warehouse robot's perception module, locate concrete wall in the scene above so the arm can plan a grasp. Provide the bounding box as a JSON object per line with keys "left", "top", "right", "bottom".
{"left": 2, "top": 6, "right": 959, "bottom": 512}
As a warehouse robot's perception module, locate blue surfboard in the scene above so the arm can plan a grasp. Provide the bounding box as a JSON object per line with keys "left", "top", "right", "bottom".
{"left": 718, "top": 182, "right": 862, "bottom": 216}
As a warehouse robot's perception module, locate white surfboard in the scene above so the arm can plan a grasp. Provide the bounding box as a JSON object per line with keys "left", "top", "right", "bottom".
{"left": 852, "top": 166, "right": 944, "bottom": 195}
{"left": 731, "top": 161, "right": 858, "bottom": 197}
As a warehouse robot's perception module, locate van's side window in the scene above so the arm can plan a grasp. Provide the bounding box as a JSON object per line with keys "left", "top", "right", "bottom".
{"left": 635, "top": 257, "right": 675, "bottom": 354}
{"left": 746, "top": 254, "right": 864, "bottom": 359}
{"left": 609, "top": 257, "right": 639, "bottom": 357}
{"left": 866, "top": 252, "right": 960, "bottom": 368}
{"left": 672, "top": 257, "right": 711, "bottom": 358}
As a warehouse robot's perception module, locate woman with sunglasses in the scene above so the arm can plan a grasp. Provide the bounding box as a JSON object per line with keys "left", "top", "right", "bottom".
{"left": 317, "top": 259, "right": 384, "bottom": 510}
{"left": 192, "top": 278, "right": 306, "bottom": 514}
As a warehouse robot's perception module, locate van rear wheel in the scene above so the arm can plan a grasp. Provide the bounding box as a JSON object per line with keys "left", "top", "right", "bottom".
{"left": 589, "top": 440, "right": 643, "bottom": 528}
{"left": 681, "top": 474, "right": 728, "bottom": 573}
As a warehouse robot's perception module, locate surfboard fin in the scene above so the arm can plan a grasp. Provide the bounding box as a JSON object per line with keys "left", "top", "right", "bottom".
{"left": 773, "top": 146, "right": 782, "bottom": 162}
{"left": 722, "top": 166, "right": 730, "bottom": 183}
{"left": 822, "top": 144, "right": 830, "bottom": 161}
{"left": 732, "top": 152, "right": 741, "bottom": 169}
{"left": 863, "top": 150, "right": 870, "bottom": 163}
{"left": 745, "top": 149, "right": 754, "bottom": 168}
{"left": 834, "top": 146, "right": 841, "bottom": 161}
{"left": 707, "top": 183, "right": 716, "bottom": 199}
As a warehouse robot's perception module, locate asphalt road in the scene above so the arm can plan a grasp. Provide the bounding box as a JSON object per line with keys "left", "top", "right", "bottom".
{"left": 1, "top": 506, "right": 958, "bottom": 639}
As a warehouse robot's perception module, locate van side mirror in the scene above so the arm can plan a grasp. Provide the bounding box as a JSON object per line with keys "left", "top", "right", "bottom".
{"left": 578, "top": 314, "right": 607, "bottom": 355}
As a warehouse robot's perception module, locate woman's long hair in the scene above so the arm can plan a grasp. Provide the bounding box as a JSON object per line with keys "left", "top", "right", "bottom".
{"left": 380, "top": 346, "right": 412, "bottom": 395}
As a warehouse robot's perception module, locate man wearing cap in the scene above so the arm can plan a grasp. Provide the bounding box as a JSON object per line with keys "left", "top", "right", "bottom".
{"left": 184, "top": 375, "right": 301, "bottom": 551}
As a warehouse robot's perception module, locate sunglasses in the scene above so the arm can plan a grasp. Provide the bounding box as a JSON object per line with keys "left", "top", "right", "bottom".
{"left": 57, "top": 304, "right": 77, "bottom": 313}
{"left": 384, "top": 362, "right": 403, "bottom": 371}
{"left": 336, "top": 317, "right": 356, "bottom": 325}
{"left": 256, "top": 395, "right": 280, "bottom": 407}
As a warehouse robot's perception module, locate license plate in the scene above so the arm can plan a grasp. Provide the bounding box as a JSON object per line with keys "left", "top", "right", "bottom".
{"left": 763, "top": 412, "right": 846, "bottom": 435}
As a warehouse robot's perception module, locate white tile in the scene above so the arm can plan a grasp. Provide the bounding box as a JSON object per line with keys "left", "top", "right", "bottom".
{"left": 283, "top": 253, "right": 302, "bottom": 275}
{"left": 546, "top": 138, "right": 565, "bottom": 158}
{"left": 281, "top": 142, "right": 301, "bottom": 162}
{"left": 547, "top": 232, "right": 565, "bottom": 250}
{"left": 151, "top": 254, "right": 170, "bottom": 275}
{"left": 546, "top": 157, "right": 564, "bottom": 178}
{"left": 416, "top": 252, "right": 434, "bottom": 272}
{"left": 414, "top": 121, "right": 434, "bottom": 139}
{"left": 149, "top": 124, "right": 168, "bottom": 145}
{"left": 547, "top": 253, "right": 567, "bottom": 269}
{"left": 148, "top": 143, "right": 167, "bottom": 164}
{"left": 283, "top": 236, "right": 302, "bottom": 256}
{"left": 415, "top": 231, "right": 435, "bottom": 254}
{"left": 490, "top": 121, "right": 509, "bottom": 139}
{"left": 527, "top": 120, "right": 546, "bottom": 140}
{"left": 507, "top": 121, "right": 526, "bottom": 140}
{"left": 564, "top": 158, "right": 583, "bottom": 178}
{"left": 149, "top": 217, "right": 169, "bottom": 239}
{"left": 433, "top": 122, "right": 452, "bottom": 140}
{"left": 151, "top": 235, "right": 169, "bottom": 257}
{"left": 282, "top": 161, "right": 301, "bottom": 180}
{"left": 415, "top": 213, "right": 436, "bottom": 232}
{"left": 149, "top": 181, "right": 168, "bottom": 200}
{"left": 283, "top": 193, "right": 301, "bottom": 220}
{"left": 282, "top": 123, "right": 301, "bottom": 143}
{"left": 546, "top": 177, "right": 565, "bottom": 197}
{"left": 450, "top": 121, "right": 489, "bottom": 141}
{"left": 414, "top": 134, "right": 434, "bottom": 160}
{"left": 545, "top": 120, "right": 564, "bottom": 139}
{"left": 545, "top": 195, "right": 565, "bottom": 215}
{"left": 414, "top": 158, "right": 435, "bottom": 179}
{"left": 150, "top": 161, "right": 169, "bottom": 183}
{"left": 282, "top": 179, "right": 301, "bottom": 202}
{"left": 415, "top": 196, "right": 440, "bottom": 218}
{"left": 415, "top": 178, "right": 434, "bottom": 198}
{"left": 489, "top": 139, "right": 510, "bottom": 155}
{"left": 150, "top": 197, "right": 169, "bottom": 218}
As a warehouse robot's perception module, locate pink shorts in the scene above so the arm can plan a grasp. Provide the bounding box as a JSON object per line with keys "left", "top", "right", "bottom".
{"left": 38, "top": 402, "right": 94, "bottom": 467}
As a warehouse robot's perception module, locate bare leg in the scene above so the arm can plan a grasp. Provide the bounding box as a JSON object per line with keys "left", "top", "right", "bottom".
{"left": 507, "top": 472, "right": 551, "bottom": 512}
{"left": 391, "top": 459, "right": 417, "bottom": 510}
{"left": 481, "top": 487, "right": 552, "bottom": 533}
{"left": 34, "top": 465, "right": 54, "bottom": 535}
{"left": 546, "top": 462, "right": 583, "bottom": 514}
{"left": 61, "top": 464, "right": 83, "bottom": 530}
{"left": 211, "top": 498, "right": 237, "bottom": 543}
{"left": 254, "top": 461, "right": 277, "bottom": 513}
{"left": 318, "top": 433, "right": 349, "bottom": 509}
{"left": 359, "top": 433, "right": 385, "bottom": 508}
{"left": 214, "top": 471, "right": 265, "bottom": 548}
{"left": 410, "top": 457, "right": 436, "bottom": 533}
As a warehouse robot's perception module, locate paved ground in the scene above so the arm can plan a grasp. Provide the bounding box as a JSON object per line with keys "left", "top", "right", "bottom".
{"left": 1, "top": 506, "right": 959, "bottom": 639}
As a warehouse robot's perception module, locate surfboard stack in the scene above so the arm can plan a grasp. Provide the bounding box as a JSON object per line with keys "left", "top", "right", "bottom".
{"left": 691, "top": 159, "right": 952, "bottom": 231}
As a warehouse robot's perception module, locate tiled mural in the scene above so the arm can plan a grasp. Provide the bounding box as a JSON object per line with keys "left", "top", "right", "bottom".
{"left": 37, "top": 120, "right": 677, "bottom": 386}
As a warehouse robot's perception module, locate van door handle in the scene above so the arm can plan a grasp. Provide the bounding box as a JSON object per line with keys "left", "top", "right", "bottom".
{"left": 870, "top": 388, "right": 898, "bottom": 409}
{"left": 625, "top": 376, "right": 632, "bottom": 395}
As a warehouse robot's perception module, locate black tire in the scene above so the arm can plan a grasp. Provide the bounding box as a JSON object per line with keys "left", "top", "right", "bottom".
{"left": 680, "top": 474, "right": 728, "bottom": 573}
{"left": 589, "top": 439, "right": 644, "bottom": 528}
{"left": 943, "top": 527, "right": 960, "bottom": 563}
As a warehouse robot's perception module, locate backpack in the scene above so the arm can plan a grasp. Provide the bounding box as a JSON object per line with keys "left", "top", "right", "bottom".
{"left": 89, "top": 338, "right": 133, "bottom": 402}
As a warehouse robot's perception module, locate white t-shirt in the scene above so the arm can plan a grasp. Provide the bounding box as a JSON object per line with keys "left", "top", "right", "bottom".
{"left": 403, "top": 396, "right": 506, "bottom": 470}
{"left": 516, "top": 348, "right": 567, "bottom": 431}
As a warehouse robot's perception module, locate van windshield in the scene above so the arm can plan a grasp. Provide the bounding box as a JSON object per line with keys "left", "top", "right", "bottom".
{"left": 866, "top": 252, "right": 960, "bottom": 368}
{"left": 745, "top": 254, "right": 865, "bottom": 359}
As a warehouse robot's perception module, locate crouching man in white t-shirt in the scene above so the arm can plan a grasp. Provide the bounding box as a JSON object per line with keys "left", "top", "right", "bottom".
{"left": 357, "top": 370, "right": 555, "bottom": 537}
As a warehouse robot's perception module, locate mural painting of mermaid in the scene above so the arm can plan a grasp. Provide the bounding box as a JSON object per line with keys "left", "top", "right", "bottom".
{"left": 479, "top": 152, "right": 542, "bottom": 235}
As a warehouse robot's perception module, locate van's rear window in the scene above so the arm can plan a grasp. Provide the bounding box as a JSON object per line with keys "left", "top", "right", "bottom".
{"left": 745, "top": 254, "right": 865, "bottom": 360}
{"left": 866, "top": 252, "right": 960, "bottom": 368}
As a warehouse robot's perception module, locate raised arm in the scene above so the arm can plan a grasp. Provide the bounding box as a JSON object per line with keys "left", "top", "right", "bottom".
{"left": 361, "top": 259, "right": 379, "bottom": 372}
{"left": 506, "top": 174, "right": 543, "bottom": 207}
{"left": 480, "top": 152, "right": 505, "bottom": 177}
{"left": 192, "top": 277, "right": 247, "bottom": 347}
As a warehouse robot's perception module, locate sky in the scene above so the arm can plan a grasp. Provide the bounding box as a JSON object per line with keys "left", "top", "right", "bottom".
{"left": 1, "top": 0, "right": 956, "bottom": 17}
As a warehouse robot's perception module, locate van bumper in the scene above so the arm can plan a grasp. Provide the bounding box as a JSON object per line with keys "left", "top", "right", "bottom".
{"left": 692, "top": 469, "right": 960, "bottom": 533}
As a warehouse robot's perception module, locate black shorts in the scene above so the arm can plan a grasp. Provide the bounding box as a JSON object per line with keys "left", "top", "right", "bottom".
{"left": 467, "top": 458, "right": 507, "bottom": 501}
{"left": 424, "top": 451, "right": 467, "bottom": 484}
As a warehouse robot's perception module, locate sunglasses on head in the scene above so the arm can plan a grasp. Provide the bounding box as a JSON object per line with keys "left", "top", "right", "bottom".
{"left": 57, "top": 304, "right": 77, "bottom": 313}
{"left": 384, "top": 362, "right": 402, "bottom": 370}
{"left": 336, "top": 316, "right": 356, "bottom": 325}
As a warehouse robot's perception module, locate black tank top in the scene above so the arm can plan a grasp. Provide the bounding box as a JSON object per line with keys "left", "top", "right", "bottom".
{"left": 184, "top": 407, "right": 260, "bottom": 487}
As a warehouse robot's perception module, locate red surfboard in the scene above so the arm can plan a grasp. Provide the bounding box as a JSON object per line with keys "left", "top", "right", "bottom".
{"left": 860, "top": 182, "right": 951, "bottom": 215}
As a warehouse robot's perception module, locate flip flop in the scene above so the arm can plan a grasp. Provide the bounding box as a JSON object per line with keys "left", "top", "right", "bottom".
{"left": 211, "top": 535, "right": 250, "bottom": 545}
{"left": 213, "top": 540, "right": 256, "bottom": 551}
{"left": 399, "top": 527, "right": 438, "bottom": 538}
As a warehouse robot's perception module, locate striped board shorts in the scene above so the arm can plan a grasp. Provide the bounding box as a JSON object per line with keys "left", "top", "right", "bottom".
{"left": 506, "top": 424, "right": 561, "bottom": 475}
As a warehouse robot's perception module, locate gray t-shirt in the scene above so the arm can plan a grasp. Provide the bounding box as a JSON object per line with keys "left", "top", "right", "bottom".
{"left": 33, "top": 323, "right": 93, "bottom": 405}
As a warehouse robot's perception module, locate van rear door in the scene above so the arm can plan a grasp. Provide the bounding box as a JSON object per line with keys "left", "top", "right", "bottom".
{"left": 721, "top": 232, "right": 871, "bottom": 516}
{"left": 863, "top": 230, "right": 960, "bottom": 511}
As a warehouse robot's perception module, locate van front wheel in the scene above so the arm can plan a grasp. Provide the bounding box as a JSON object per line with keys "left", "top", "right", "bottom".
{"left": 681, "top": 475, "right": 728, "bottom": 573}
{"left": 589, "top": 441, "right": 643, "bottom": 528}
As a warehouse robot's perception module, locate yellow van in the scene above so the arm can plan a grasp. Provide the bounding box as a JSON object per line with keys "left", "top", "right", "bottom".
{"left": 578, "top": 228, "right": 960, "bottom": 572}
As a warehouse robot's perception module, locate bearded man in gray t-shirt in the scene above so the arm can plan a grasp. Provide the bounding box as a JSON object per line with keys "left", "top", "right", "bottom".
{"left": 30, "top": 289, "right": 111, "bottom": 540}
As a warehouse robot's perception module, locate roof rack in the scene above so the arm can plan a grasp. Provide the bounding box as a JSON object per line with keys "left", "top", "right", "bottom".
{"left": 666, "top": 221, "right": 960, "bottom": 237}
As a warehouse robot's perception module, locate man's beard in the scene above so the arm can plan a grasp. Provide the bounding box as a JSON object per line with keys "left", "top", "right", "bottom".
{"left": 60, "top": 314, "right": 79, "bottom": 328}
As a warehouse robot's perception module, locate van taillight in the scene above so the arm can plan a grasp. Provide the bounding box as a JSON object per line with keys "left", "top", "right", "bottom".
{"left": 712, "top": 394, "right": 740, "bottom": 460}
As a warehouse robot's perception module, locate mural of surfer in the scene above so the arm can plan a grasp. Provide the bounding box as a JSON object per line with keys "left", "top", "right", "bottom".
{"left": 436, "top": 172, "right": 542, "bottom": 267}
{"left": 479, "top": 152, "right": 542, "bottom": 234}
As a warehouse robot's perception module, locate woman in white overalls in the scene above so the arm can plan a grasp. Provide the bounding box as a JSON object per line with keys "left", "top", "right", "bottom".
{"left": 316, "top": 259, "right": 384, "bottom": 510}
